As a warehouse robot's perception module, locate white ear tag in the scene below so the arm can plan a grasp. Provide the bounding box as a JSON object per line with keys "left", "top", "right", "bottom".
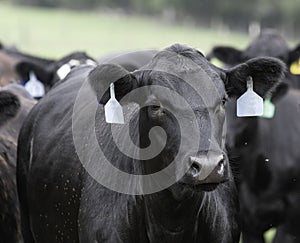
{"left": 237, "top": 77, "right": 263, "bottom": 117}
{"left": 56, "top": 63, "right": 71, "bottom": 80}
{"left": 24, "top": 71, "right": 45, "bottom": 98}
{"left": 104, "top": 83, "right": 124, "bottom": 124}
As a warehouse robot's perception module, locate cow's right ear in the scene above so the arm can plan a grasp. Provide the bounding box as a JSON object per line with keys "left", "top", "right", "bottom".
{"left": 88, "top": 64, "right": 138, "bottom": 105}
{"left": 207, "top": 46, "right": 243, "bottom": 65}
{"left": 0, "top": 90, "right": 20, "bottom": 127}
{"left": 225, "top": 57, "right": 286, "bottom": 98}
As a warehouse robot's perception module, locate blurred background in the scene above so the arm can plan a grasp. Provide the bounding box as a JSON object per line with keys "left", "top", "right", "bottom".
{"left": 0, "top": 0, "right": 299, "bottom": 58}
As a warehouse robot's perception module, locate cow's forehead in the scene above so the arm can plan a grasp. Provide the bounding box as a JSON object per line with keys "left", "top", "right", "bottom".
{"left": 138, "top": 50, "right": 226, "bottom": 107}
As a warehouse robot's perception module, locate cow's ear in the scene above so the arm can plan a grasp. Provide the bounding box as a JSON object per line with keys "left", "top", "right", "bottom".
{"left": 207, "top": 46, "right": 243, "bottom": 65}
{"left": 0, "top": 90, "right": 20, "bottom": 127}
{"left": 270, "top": 82, "right": 289, "bottom": 103}
{"left": 288, "top": 43, "right": 300, "bottom": 65}
{"left": 225, "top": 57, "right": 286, "bottom": 98}
{"left": 88, "top": 64, "right": 138, "bottom": 105}
{"left": 15, "top": 61, "right": 53, "bottom": 86}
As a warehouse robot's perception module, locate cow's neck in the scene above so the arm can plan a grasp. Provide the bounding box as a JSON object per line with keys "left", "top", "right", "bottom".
{"left": 143, "top": 185, "right": 207, "bottom": 242}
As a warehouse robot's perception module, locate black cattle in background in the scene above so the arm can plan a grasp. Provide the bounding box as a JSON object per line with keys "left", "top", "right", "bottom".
{"left": 0, "top": 84, "right": 36, "bottom": 243}
{"left": 225, "top": 88, "right": 300, "bottom": 243}
{"left": 13, "top": 51, "right": 96, "bottom": 92}
{"left": 207, "top": 29, "right": 300, "bottom": 88}
{"left": 17, "top": 44, "right": 284, "bottom": 243}
{"left": 0, "top": 42, "right": 96, "bottom": 91}
{"left": 98, "top": 49, "right": 158, "bottom": 71}
{"left": 208, "top": 30, "right": 300, "bottom": 243}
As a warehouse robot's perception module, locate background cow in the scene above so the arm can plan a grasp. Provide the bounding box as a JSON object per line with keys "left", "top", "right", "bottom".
{"left": 207, "top": 29, "right": 300, "bottom": 88}
{"left": 0, "top": 84, "right": 36, "bottom": 243}
{"left": 208, "top": 29, "right": 300, "bottom": 242}
{"left": 0, "top": 44, "right": 96, "bottom": 91}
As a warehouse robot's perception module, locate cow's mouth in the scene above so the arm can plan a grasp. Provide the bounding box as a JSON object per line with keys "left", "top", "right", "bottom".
{"left": 179, "top": 181, "right": 222, "bottom": 192}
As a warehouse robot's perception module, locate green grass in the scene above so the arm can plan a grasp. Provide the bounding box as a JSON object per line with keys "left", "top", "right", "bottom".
{"left": 0, "top": 2, "right": 250, "bottom": 59}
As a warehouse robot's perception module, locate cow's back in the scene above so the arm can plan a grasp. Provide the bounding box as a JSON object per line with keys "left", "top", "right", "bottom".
{"left": 17, "top": 65, "right": 93, "bottom": 243}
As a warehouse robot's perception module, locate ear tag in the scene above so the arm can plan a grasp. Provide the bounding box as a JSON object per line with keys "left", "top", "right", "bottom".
{"left": 104, "top": 83, "right": 124, "bottom": 124}
{"left": 237, "top": 77, "right": 263, "bottom": 117}
{"left": 56, "top": 63, "right": 71, "bottom": 80}
{"left": 261, "top": 96, "right": 275, "bottom": 119}
{"left": 24, "top": 71, "right": 45, "bottom": 98}
{"left": 290, "top": 59, "right": 300, "bottom": 75}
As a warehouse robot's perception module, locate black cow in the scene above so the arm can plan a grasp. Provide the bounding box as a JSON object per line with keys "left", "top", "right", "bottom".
{"left": 0, "top": 45, "right": 96, "bottom": 91}
{"left": 207, "top": 29, "right": 300, "bottom": 88}
{"left": 98, "top": 49, "right": 158, "bottom": 71}
{"left": 17, "top": 44, "right": 284, "bottom": 243}
{"left": 0, "top": 84, "right": 36, "bottom": 243}
{"left": 225, "top": 88, "right": 300, "bottom": 243}
{"left": 208, "top": 30, "right": 300, "bottom": 243}
{"left": 14, "top": 51, "right": 96, "bottom": 92}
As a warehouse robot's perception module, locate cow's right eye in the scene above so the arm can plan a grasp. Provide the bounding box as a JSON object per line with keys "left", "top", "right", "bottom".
{"left": 222, "top": 97, "right": 227, "bottom": 105}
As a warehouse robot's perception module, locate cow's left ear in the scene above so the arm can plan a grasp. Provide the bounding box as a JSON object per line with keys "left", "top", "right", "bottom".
{"left": 88, "top": 64, "right": 138, "bottom": 105}
{"left": 225, "top": 57, "right": 286, "bottom": 98}
{"left": 270, "top": 82, "right": 289, "bottom": 103}
{"left": 207, "top": 46, "right": 243, "bottom": 65}
{"left": 0, "top": 90, "right": 20, "bottom": 127}
{"left": 15, "top": 61, "right": 53, "bottom": 87}
{"left": 288, "top": 43, "right": 300, "bottom": 65}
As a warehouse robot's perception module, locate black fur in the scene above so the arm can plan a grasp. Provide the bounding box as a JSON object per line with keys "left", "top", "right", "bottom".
{"left": 0, "top": 90, "right": 20, "bottom": 126}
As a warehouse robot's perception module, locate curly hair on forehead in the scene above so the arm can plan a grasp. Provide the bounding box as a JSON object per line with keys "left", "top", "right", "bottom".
{"left": 164, "top": 43, "right": 204, "bottom": 59}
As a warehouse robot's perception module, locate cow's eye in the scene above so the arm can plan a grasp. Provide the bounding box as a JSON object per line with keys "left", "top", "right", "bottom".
{"left": 222, "top": 97, "right": 227, "bottom": 105}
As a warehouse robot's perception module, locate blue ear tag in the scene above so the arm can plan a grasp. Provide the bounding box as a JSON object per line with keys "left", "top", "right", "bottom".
{"left": 261, "top": 96, "right": 275, "bottom": 119}
{"left": 237, "top": 77, "right": 263, "bottom": 117}
{"left": 24, "top": 72, "right": 45, "bottom": 98}
{"left": 104, "top": 83, "right": 124, "bottom": 124}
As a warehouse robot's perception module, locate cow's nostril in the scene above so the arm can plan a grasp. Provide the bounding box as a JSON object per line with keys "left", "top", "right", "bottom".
{"left": 217, "top": 159, "right": 225, "bottom": 175}
{"left": 218, "top": 159, "right": 225, "bottom": 167}
{"left": 191, "top": 162, "right": 201, "bottom": 176}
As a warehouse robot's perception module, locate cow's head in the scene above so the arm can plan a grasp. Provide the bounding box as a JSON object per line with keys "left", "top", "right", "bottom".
{"left": 0, "top": 88, "right": 20, "bottom": 127}
{"left": 88, "top": 44, "right": 284, "bottom": 192}
{"left": 0, "top": 84, "right": 36, "bottom": 128}
{"left": 14, "top": 52, "right": 96, "bottom": 92}
{"left": 207, "top": 29, "right": 300, "bottom": 68}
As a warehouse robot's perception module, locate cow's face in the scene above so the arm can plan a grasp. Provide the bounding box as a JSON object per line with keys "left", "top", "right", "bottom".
{"left": 208, "top": 29, "right": 300, "bottom": 67}
{"left": 14, "top": 52, "right": 96, "bottom": 92}
{"left": 89, "top": 44, "right": 285, "bottom": 191}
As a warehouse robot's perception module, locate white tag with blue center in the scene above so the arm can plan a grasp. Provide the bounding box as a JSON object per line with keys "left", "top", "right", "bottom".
{"left": 24, "top": 71, "right": 45, "bottom": 98}
{"left": 237, "top": 77, "right": 263, "bottom": 117}
{"left": 104, "top": 83, "right": 124, "bottom": 124}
